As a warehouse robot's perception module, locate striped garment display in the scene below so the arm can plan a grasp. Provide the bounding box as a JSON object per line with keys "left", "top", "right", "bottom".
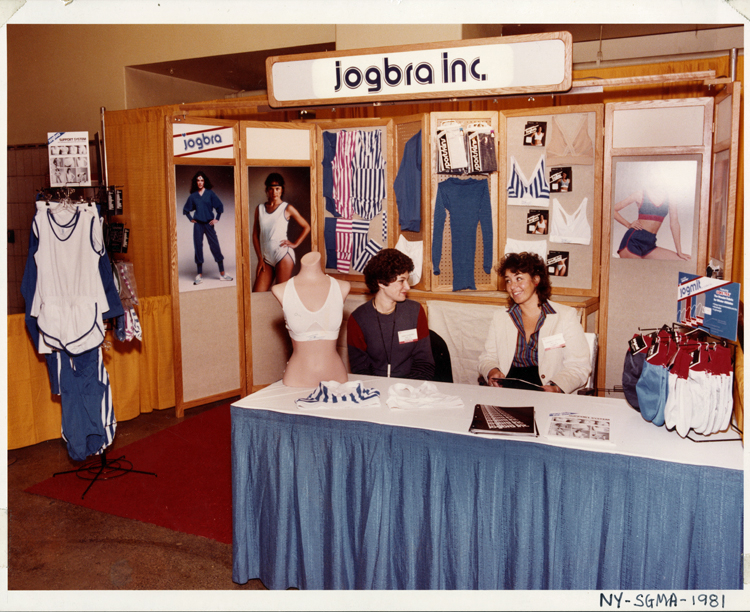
{"left": 351, "top": 168, "right": 385, "bottom": 219}
{"left": 507, "top": 155, "right": 550, "bottom": 206}
{"left": 331, "top": 130, "right": 358, "bottom": 219}
{"left": 335, "top": 218, "right": 353, "bottom": 273}
{"left": 324, "top": 128, "right": 388, "bottom": 273}
{"left": 354, "top": 129, "right": 385, "bottom": 169}
{"left": 295, "top": 380, "right": 382, "bottom": 409}
{"left": 351, "top": 130, "right": 386, "bottom": 220}
{"left": 351, "top": 219, "right": 371, "bottom": 270}
{"left": 352, "top": 238, "right": 382, "bottom": 273}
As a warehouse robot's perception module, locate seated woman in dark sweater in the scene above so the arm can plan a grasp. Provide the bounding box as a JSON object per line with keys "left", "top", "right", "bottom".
{"left": 346, "top": 249, "right": 434, "bottom": 380}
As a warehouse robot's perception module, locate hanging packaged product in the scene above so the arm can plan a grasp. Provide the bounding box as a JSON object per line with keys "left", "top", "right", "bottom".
{"left": 115, "top": 188, "right": 123, "bottom": 214}
{"left": 106, "top": 222, "right": 125, "bottom": 253}
{"left": 106, "top": 188, "right": 116, "bottom": 213}
{"left": 121, "top": 227, "right": 130, "bottom": 254}
{"left": 436, "top": 121, "right": 468, "bottom": 174}
{"left": 466, "top": 122, "right": 497, "bottom": 175}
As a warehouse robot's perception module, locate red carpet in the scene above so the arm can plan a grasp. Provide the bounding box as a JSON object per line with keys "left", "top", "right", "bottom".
{"left": 26, "top": 404, "right": 233, "bottom": 545}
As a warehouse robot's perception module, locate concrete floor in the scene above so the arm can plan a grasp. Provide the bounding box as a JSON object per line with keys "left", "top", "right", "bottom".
{"left": 7, "top": 400, "right": 268, "bottom": 593}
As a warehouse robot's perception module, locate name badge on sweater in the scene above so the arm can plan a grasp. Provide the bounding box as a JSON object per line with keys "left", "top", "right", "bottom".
{"left": 542, "top": 333, "right": 566, "bottom": 351}
{"left": 398, "top": 328, "right": 419, "bottom": 344}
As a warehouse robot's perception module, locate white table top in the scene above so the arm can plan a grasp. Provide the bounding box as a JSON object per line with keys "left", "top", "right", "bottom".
{"left": 233, "top": 375, "right": 744, "bottom": 471}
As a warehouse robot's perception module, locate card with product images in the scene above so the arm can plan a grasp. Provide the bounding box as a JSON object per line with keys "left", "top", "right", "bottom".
{"left": 549, "top": 166, "right": 572, "bottom": 192}
{"left": 524, "top": 121, "right": 547, "bottom": 147}
{"left": 547, "top": 251, "right": 569, "bottom": 277}
{"left": 526, "top": 209, "right": 549, "bottom": 235}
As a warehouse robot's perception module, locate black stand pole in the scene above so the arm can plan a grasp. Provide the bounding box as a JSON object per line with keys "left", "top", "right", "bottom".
{"left": 53, "top": 449, "right": 157, "bottom": 499}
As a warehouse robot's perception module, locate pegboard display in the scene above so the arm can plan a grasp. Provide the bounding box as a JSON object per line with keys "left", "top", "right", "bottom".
{"left": 500, "top": 105, "right": 603, "bottom": 296}
{"left": 429, "top": 112, "right": 499, "bottom": 292}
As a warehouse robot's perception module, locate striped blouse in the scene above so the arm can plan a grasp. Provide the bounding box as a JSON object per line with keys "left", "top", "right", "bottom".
{"left": 509, "top": 301, "right": 557, "bottom": 367}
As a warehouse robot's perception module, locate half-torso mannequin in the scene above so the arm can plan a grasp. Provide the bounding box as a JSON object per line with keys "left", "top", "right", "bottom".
{"left": 272, "top": 251, "right": 350, "bottom": 387}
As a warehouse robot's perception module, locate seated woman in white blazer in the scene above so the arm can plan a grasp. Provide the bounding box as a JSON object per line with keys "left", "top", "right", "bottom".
{"left": 478, "top": 252, "right": 591, "bottom": 394}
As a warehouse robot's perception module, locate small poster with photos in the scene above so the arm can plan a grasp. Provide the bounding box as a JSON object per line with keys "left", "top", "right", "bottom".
{"left": 547, "top": 251, "right": 569, "bottom": 277}
{"left": 550, "top": 167, "right": 572, "bottom": 193}
{"left": 526, "top": 209, "right": 549, "bottom": 235}
{"left": 48, "top": 131, "right": 91, "bottom": 187}
{"left": 548, "top": 414, "right": 611, "bottom": 442}
{"left": 523, "top": 121, "right": 547, "bottom": 147}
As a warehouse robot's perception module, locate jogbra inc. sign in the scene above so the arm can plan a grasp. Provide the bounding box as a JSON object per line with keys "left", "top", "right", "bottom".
{"left": 266, "top": 33, "right": 572, "bottom": 108}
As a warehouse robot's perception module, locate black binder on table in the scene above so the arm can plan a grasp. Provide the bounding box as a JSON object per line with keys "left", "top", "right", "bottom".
{"left": 469, "top": 404, "right": 538, "bottom": 437}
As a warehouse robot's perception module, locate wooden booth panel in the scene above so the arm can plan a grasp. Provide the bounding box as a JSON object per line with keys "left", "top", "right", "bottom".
{"left": 708, "top": 82, "right": 741, "bottom": 281}
{"left": 239, "top": 121, "right": 318, "bottom": 390}
{"left": 167, "top": 116, "right": 245, "bottom": 416}
{"left": 104, "top": 117, "right": 171, "bottom": 298}
{"left": 429, "top": 111, "right": 499, "bottom": 293}
{"left": 600, "top": 98, "right": 714, "bottom": 397}
{"left": 499, "top": 104, "right": 604, "bottom": 298}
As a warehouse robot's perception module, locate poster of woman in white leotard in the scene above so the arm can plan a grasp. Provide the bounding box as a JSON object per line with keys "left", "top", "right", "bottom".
{"left": 247, "top": 166, "right": 312, "bottom": 292}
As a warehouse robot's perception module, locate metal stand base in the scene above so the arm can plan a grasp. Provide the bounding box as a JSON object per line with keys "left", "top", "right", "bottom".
{"left": 53, "top": 450, "right": 157, "bottom": 499}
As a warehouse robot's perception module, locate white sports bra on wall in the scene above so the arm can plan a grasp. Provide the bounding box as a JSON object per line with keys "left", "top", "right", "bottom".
{"left": 549, "top": 198, "right": 591, "bottom": 245}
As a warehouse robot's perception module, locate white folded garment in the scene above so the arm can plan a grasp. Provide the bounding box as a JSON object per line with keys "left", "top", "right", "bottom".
{"left": 386, "top": 381, "right": 464, "bottom": 410}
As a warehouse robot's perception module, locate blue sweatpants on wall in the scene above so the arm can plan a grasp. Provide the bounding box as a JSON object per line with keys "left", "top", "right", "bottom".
{"left": 192, "top": 221, "right": 224, "bottom": 265}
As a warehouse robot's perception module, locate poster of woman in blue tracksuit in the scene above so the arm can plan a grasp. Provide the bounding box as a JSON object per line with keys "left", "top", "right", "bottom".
{"left": 175, "top": 166, "right": 237, "bottom": 292}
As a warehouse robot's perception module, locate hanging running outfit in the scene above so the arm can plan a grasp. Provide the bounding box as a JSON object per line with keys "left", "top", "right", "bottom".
{"left": 22, "top": 199, "right": 123, "bottom": 462}
{"left": 31, "top": 205, "right": 109, "bottom": 355}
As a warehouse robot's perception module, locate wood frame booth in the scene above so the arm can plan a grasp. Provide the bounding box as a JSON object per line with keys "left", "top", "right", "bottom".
{"left": 102, "top": 43, "right": 743, "bottom": 420}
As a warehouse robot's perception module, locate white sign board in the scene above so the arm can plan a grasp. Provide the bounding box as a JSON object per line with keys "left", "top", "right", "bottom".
{"left": 268, "top": 33, "right": 571, "bottom": 108}
{"left": 173, "top": 124, "right": 235, "bottom": 159}
{"left": 48, "top": 131, "right": 91, "bottom": 187}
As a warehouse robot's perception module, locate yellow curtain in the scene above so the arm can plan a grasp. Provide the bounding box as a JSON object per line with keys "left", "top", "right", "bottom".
{"left": 7, "top": 295, "right": 175, "bottom": 450}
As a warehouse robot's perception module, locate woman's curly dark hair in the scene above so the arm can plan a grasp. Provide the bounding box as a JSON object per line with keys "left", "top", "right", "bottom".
{"left": 497, "top": 252, "right": 551, "bottom": 306}
{"left": 189, "top": 171, "right": 213, "bottom": 193}
{"left": 363, "top": 248, "right": 414, "bottom": 294}
{"left": 264, "top": 172, "right": 285, "bottom": 197}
